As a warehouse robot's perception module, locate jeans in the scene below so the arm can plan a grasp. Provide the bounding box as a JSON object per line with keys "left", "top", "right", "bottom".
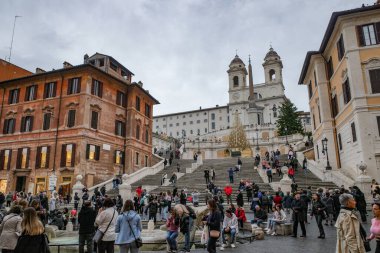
{"left": 182, "top": 217, "right": 193, "bottom": 251}
{"left": 315, "top": 215, "right": 325, "bottom": 236}
{"left": 207, "top": 236, "right": 218, "bottom": 253}
{"left": 79, "top": 233, "right": 94, "bottom": 253}
{"left": 222, "top": 228, "right": 236, "bottom": 244}
{"left": 161, "top": 206, "right": 168, "bottom": 220}
{"left": 119, "top": 243, "right": 139, "bottom": 253}
{"left": 229, "top": 176, "right": 234, "bottom": 184}
{"left": 98, "top": 240, "right": 114, "bottom": 253}
{"left": 166, "top": 231, "right": 178, "bottom": 250}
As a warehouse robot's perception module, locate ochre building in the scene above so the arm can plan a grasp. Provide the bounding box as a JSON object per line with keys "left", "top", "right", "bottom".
{"left": 0, "top": 53, "right": 159, "bottom": 195}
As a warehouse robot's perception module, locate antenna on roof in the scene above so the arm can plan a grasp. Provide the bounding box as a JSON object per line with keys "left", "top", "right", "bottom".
{"left": 8, "top": 15, "right": 21, "bottom": 63}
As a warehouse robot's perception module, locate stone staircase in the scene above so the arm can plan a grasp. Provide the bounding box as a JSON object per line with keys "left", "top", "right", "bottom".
{"left": 269, "top": 154, "right": 337, "bottom": 191}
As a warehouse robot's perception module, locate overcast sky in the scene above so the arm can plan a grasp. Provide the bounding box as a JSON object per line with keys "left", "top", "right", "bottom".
{"left": 0, "top": 0, "right": 375, "bottom": 115}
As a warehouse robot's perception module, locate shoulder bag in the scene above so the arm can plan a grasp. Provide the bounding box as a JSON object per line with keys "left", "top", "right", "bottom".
{"left": 93, "top": 209, "right": 115, "bottom": 243}
{"left": 126, "top": 212, "right": 143, "bottom": 248}
{"left": 208, "top": 212, "right": 220, "bottom": 238}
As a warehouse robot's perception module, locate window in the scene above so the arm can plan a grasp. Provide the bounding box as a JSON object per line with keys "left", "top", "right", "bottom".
{"left": 204, "top": 119, "right": 207, "bottom": 123}
{"left": 8, "top": 89, "right": 19, "bottom": 104}
{"left": 314, "top": 71, "right": 318, "bottom": 86}
{"left": 86, "top": 144, "right": 100, "bottom": 161}
{"left": 337, "top": 34, "right": 345, "bottom": 61}
{"left": 136, "top": 125, "right": 140, "bottom": 140}
{"left": 67, "top": 78, "right": 81, "bottom": 95}
{"left": 110, "top": 61, "right": 118, "bottom": 71}
{"left": 183, "top": 122, "right": 186, "bottom": 126}
{"left": 211, "top": 122, "right": 215, "bottom": 130}
{"left": 3, "top": 118, "right": 15, "bottom": 134}
{"left": 338, "top": 133, "right": 343, "bottom": 151}
{"left": 61, "top": 144, "right": 76, "bottom": 167}
{"left": 357, "top": 24, "right": 378, "bottom": 46}
{"left": 331, "top": 95, "right": 339, "bottom": 118}
{"left": 312, "top": 113, "right": 316, "bottom": 130}
{"left": 211, "top": 113, "right": 215, "bottom": 120}
{"left": 269, "top": 69, "right": 276, "bottom": 81}
{"left": 190, "top": 130, "right": 193, "bottom": 134}
{"left": 135, "top": 152, "right": 139, "bottom": 165}
{"left": 197, "top": 129, "right": 200, "bottom": 135}
{"left": 169, "top": 124, "right": 173, "bottom": 127}
{"left": 308, "top": 81, "right": 313, "bottom": 99}
{"left": 204, "top": 112, "right": 207, "bottom": 115}
{"left": 176, "top": 123, "right": 179, "bottom": 126}
{"left": 317, "top": 104, "right": 321, "bottom": 124}
{"left": 316, "top": 145, "right": 320, "bottom": 160}
{"left": 44, "top": 82, "right": 56, "bottom": 98}
{"left": 67, "top": 110, "right": 76, "bottom": 128}
{"left": 190, "top": 121, "right": 193, "bottom": 125}
{"left": 135, "top": 96, "right": 140, "bottom": 111}
{"left": 377, "top": 116, "right": 380, "bottom": 136}
{"left": 114, "top": 150, "right": 124, "bottom": 164}
{"left": 233, "top": 76, "right": 239, "bottom": 87}
{"left": 145, "top": 129, "right": 149, "bottom": 144}
{"left": 16, "top": 147, "right": 30, "bottom": 169}
{"left": 176, "top": 131, "right": 179, "bottom": 136}
{"left": 20, "top": 116, "right": 34, "bottom": 132}
{"left": 205, "top": 128, "right": 208, "bottom": 133}
{"left": 36, "top": 146, "right": 50, "bottom": 168}
{"left": 116, "top": 91, "right": 126, "bottom": 107}
{"left": 145, "top": 103, "right": 151, "bottom": 117}
{"left": 343, "top": 79, "right": 351, "bottom": 104}
{"left": 91, "top": 79, "right": 103, "bottom": 97}
{"left": 115, "top": 120, "right": 125, "bottom": 136}
{"left": 91, "top": 111, "right": 98, "bottom": 129}
{"left": 145, "top": 155, "right": 148, "bottom": 167}
{"left": 25, "top": 85, "right": 37, "bottom": 101}
{"left": 351, "top": 122, "right": 357, "bottom": 142}
{"left": 183, "top": 115, "right": 186, "bottom": 118}
{"left": 0, "top": 149, "right": 12, "bottom": 170}
{"left": 327, "top": 57, "right": 334, "bottom": 79}
{"left": 99, "top": 58, "right": 105, "bottom": 67}
{"left": 43, "top": 113, "right": 51, "bottom": 130}
{"left": 369, "top": 69, "right": 380, "bottom": 94}
{"left": 196, "top": 120, "right": 200, "bottom": 124}
{"left": 219, "top": 117, "right": 222, "bottom": 121}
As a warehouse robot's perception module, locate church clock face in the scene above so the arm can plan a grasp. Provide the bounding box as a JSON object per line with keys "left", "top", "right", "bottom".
{"left": 232, "top": 92, "right": 240, "bottom": 101}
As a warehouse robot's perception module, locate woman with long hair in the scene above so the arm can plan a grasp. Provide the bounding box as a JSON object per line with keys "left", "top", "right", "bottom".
{"left": 0, "top": 205, "right": 23, "bottom": 253}
{"left": 368, "top": 202, "right": 380, "bottom": 253}
{"left": 115, "top": 200, "right": 142, "bottom": 253}
{"left": 95, "top": 198, "right": 117, "bottom": 253}
{"left": 205, "top": 199, "right": 221, "bottom": 253}
{"left": 14, "top": 207, "right": 49, "bottom": 253}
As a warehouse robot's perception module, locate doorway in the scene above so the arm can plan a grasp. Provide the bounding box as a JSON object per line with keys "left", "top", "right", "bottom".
{"left": 16, "top": 176, "right": 26, "bottom": 192}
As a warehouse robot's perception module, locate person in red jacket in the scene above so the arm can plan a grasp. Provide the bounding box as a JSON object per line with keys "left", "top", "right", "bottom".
{"left": 224, "top": 185, "right": 233, "bottom": 205}
{"left": 288, "top": 167, "right": 295, "bottom": 182}
{"left": 273, "top": 192, "right": 283, "bottom": 207}
{"left": 235, "top": 206, "right": 247, "bottom": 230}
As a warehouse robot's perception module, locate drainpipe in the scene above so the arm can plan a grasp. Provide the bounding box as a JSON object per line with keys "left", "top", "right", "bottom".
{"left": 321, "top": 55, "right": 341, "bottom": 169}
{"left": 123, "top": 89, "right": 128, "bottom": 175}
{"left": 52, "top": 75, "right": 64, "bottom": 174}
{"left": 0, "top": 87, "right": 5, "bottom": 130}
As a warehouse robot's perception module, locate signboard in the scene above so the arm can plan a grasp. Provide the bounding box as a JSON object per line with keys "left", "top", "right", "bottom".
{"left": 49, "top": 175, "right": 58, "bottom": 191}
{"left": 103, "top": 144, "right": 111, "bottom": 151}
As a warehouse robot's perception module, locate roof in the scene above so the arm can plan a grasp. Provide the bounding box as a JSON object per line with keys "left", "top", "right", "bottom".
{"left": 264, "top": 47, "right": 280, "bottom": 60}
{"left": 298, "top": 4, "right": 380, "bottom": 84}
{"left": 230, "top": 55, "right": 244, "bottom": 65}
{"left": 154, "top": 105, "right": 228, "bottom": 118}
{"left": 0, "top": 59, "right": 32, "bottom": 75}
{"left": 0, "top": 63, "right": 159, "bottom": 104}
{"left": 89, "top": 52, "right": 135, "bottom": 76}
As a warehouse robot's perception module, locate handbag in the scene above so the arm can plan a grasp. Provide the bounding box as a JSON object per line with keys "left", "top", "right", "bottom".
{"left": 209, "top": 230, "right": 220, "bottom": 238}
{"left": 126, "top": 213, "right": 143, "bottom": 248}
{"left": 93, "top": 209, "right": 116, "bottom": 243}
{"left": 359, "top": 223, "right": 371, "bottom": 252}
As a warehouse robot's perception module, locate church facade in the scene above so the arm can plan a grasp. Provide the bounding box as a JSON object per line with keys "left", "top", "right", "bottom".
{"left": 153, "top": 48, "right": 310, "bottom": 157}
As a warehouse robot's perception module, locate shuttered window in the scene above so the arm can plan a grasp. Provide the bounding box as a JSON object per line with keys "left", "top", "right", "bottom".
{"left": 115, "top": 120, "right": 125, "bottom": 136}
{"left": 91, "top": 79, "right": 103, "bottom": 98}
{"left": 114, "top": 150, "right": 124, "bottom": 164}
{"left": 369, "top": 69, "right": 380, "bottom": 94}
{"left": 36, "top": 146, "right": 50, "bottom": 169}
{"left": 308, "top": 81, "right": 312, "bottom": 99}
{"left": 135, "top": 96, "right": 140, "bottom": 111}
{"left": 25, "top": 85, "right": 37, "bottom": 101}
{"left": 0, "top": 149, "right": 12, "bottom": 170}
{"left": 3, "top": 118, "right": 16, "bottom": 134}
{"left": 145, "top": 129, "right": 149, "bottom": 144}
{"left": 343, "top": 79, "right": 351, "bottom": 104}
{"left": 61, "top": 144, "right": 76, "bottom": 167}
{"left": 331, "top": 95, "right": 339, "bottom": 118}
{"left": 145, "top": 103, "right": 150, "bottom": 117}
{"left": 337, "top": 34, "right": 345, "bottom": 61}
{"left": 8, "top": 89, "right": 19, "bottom": 104}
{"left": 357, "top": 23, "right": 380, "bottom": 46}
{"left": 67, "top": 110, "right": 76, "bottom": 128}
{"left": 16, "top": 147, "right": 29, "bottom": 169}
{"left": 86, "top": 144, "right": 100, "bottom": 161}
{"left": 136, "top": 125, "right": 140, "bottom": 140}
{"left": 338, "top": 133, "right": 343, "bottom": 150}
{"left": 351, "top": 122, "right": 357, "bottom": 142}
{"left": 43, "top": 113, "right": 51, "bottom": 130}
{"left": 20, "top": 116, "right": 34, "bottom": 132}
{"left": 67, "top": 78, "right": 81, "bottom": 95}
{"left": 327, "top": 57, "right": 334, "bottom": 79}
{"left": 377, "top": 116, "right": 380, "bottom": 136}
{"left": 91, "top": 111, "right": 98, "bottom": 129}
{"left": 44, "top": 82, "right": 56, "bottom": 98}
{"left": 116, "top": 91, "right": 126, "bottom": 107}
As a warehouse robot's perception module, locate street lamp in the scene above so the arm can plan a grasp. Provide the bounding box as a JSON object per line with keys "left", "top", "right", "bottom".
{"left": 322, "top": 137, "right": 332, "bottom": 170}
{"left": 284, "top": 127, "right": 289, "bottom": 146}
{"left": 255, "top": 126, "right": 260, "bottom": 151}
{"left": 197, "top": 132, "right": 201, "bottom": 154}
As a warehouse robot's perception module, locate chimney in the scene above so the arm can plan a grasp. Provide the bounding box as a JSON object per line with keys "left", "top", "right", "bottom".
{"left": 35, "top": 68, "right": 46, "bottom": 74}
{"left": 84, "top": 54, "right": 89, "bottom": 64}
{"left": 138, "top": 81, "right": 143, "bottom": 87}
{"left": 63, "top": 61, "right": 73, "bottom": 69}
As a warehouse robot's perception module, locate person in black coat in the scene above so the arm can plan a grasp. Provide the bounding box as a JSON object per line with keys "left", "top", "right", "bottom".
{"left": 291, "top": 193, "right": 307, "bottom": 237}
{"left": 78, "top": 201, "right": 96, "bottom": 253}
{"left": 236, "top": 190, "right": 244, "bottom": 207}
{"left": 351, "top": 186, "right": 367, "bottom": 222}
{"left": 311, "top": 193, "right": 326, "bottom": 239}
{"left": 205, "top": 199, "right": 222, "bottom": 253}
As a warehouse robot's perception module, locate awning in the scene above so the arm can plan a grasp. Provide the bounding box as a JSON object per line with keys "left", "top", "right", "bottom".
{"left": 59, "top": 182, "right": 71, "bottom": 186}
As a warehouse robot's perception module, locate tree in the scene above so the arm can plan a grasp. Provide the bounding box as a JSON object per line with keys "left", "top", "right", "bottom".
{"left": 228, "top": 116, "right": 249, "bottom": 151}
{"left": 276, "top": 100, "right": 304, "bottom": 136}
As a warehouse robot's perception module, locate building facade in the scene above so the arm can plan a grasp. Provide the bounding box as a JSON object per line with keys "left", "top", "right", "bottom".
{"left": 154, "top": 48, "right": 311, "bottom": 157}
{"left": 299, "top": 4, "right": 380, "bottom": 183}
{"left": 0, "top": 54, "right": 158, "bottom": 194}
{"left": 0, "top": 59, "right": 32, "bottom": 82}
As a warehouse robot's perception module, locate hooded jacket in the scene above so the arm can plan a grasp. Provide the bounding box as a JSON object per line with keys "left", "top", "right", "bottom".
{"left": 115, "top": 211, "right": 142, "bottom": 245}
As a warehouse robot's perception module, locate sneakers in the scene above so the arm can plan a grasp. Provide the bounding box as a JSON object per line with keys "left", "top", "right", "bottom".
{"left": 266, "top": 230, "right": 272, "bottom": 234}
{"left": 220, "top": 246, "right": 225, "bottom": 251}
{"left": 222, "top": 244, "right": 227, "bottom": 247}
{"left": 271, "top": 232, "right": 277, "bottom": 236}
{"left": 231, "top": 244, "right": 236, "bottom": 248}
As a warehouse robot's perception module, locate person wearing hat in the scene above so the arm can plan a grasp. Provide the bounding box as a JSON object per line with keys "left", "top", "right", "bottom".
{"left": 78, "top": 200, "right": 97, "bottom": 253}
{"left": 311, "top": 193, "right": 326, "bottom": 239}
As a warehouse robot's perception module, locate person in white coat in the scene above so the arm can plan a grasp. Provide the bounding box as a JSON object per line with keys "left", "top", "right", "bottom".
{"left": 221, "top": 209, "right": 238, "bottom": 250}
{"left": 0, "top": 205, "right": 22, "bottom": 253}
{"left": 95, "top": 198, "right": 117, "bottom": 253}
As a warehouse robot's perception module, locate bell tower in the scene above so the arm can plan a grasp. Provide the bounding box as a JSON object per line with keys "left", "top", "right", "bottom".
{"left": 227, "top": 54, "right": 247, "bottom": 104}
{"left": 263, "top": 47, "right": 283, "bottom": 84}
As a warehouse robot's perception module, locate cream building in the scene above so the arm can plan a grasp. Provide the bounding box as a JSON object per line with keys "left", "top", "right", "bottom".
{"left": 299, "top": 4, "right": 380, "bottom": 186}
{"left": 154, "top": 48, "right": 311, "bottom": 158}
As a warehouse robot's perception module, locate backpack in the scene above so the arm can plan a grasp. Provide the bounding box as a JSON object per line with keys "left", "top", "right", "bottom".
{"left": 262, "top": 195, "right": 269, "bottom": 205}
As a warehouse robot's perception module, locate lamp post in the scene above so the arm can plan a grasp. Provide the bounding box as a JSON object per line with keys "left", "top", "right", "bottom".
{"left": 284, "top": 127, "right": 289, "bottom": 146}
{"left": 197, "top": 132, "right": 201, "bottom": 154}
{"left": 255, "top": 126, "right": 260, "bottom": 151}
{"left": 322, "top": 137, "right": 332, "bottom": 170}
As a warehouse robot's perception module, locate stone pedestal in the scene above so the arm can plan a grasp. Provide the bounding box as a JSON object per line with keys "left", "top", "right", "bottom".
{"left": 197, "top": 155, "right": 203, "bottom": 165}
{"left": 119, "top": 182, "right": 132, "bottom": 201}
{"left": 66, "top": 221, "right": 73, "bottom": 232}
{"left": 280, "top": 167, "right": 292, "bottom": 193}
{"left": 356, "top": 174, "right": 372, "bottom": 204}
{"left": 72, "top": 175, "right": 85, "bottom": 199}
